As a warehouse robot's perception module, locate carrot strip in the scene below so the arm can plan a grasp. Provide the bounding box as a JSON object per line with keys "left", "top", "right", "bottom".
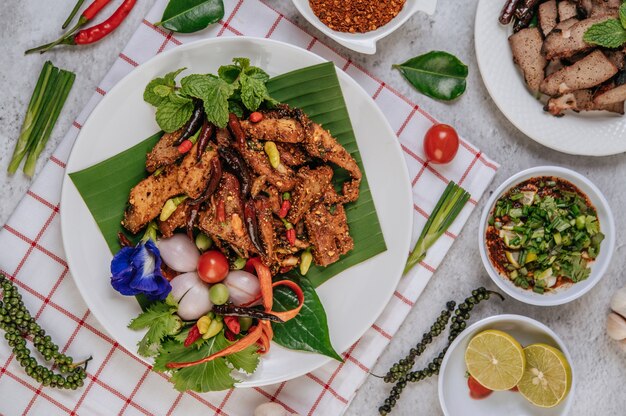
{"left": 268, "top": 280, "right": 304, "bottom": 322}
{"left": 166, "top": 325, "right": 263, "bottom": 369}
{"left": 248, "top": 257, "right": 273, "bottom": 311}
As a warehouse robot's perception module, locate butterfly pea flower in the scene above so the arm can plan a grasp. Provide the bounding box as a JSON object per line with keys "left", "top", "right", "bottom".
{"left": 110, "top": 239, "right": 171, "bottom": 300}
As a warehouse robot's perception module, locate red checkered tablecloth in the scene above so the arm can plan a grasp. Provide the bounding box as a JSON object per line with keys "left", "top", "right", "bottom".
{"left": 0, "top": 1, "right": 499, "bottom": 414}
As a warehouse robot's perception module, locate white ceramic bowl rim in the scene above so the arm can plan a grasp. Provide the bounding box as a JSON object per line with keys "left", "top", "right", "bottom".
{"left": 438, "top": 314, "right": 575, "bottom": 416}
{"left": 478, "top": 166, "right": 615, "bottom": 306}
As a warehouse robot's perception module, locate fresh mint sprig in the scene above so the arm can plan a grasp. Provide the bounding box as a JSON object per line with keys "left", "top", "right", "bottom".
{"left": 143, "top": 57, "right": 276, "bottom": 132}
{"left": 584, "top": 2, "right": 626, "bottom": 48}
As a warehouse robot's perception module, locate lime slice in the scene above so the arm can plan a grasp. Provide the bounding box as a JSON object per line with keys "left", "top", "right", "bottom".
{"left": 500, "top": 230, "right": 521, "bottom": 249}
{"left": 521, "top": 190, "right": 536, "bottom": 206}
{"left": 517, "top": 344, "right": 572, "bottom": 408}
{"left": 465, "top": 329, "right": 526, "bottom": 390}
{"left": 505, "top": 251, "right": 520, "bottom": 268}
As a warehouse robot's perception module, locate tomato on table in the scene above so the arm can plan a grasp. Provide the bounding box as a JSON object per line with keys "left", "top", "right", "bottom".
{"left": 197, "top": 250, "right": 229, "bottom": 283}
{"left": 423, "top": 124, "right": 459, "bottom": 164}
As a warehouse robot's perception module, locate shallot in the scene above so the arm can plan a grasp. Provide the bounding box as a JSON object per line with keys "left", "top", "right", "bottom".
{"left": 157, "top": 234, "right": 200, "bottom": 272}
{"left": 170, "top": 272, "right": 212, "bottom": 321}
{"left": 223, "top": 270, "right": 261, "bottom": 306}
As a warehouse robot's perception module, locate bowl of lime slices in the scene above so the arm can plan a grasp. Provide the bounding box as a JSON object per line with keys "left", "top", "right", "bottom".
{"left": 438, "top": 314, "right": 574, "bottom": 416}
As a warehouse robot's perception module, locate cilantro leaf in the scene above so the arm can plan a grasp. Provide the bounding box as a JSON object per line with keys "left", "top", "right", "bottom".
{"left": 143, "top": 67, "right": 186, "bottom": 106}
{"left": 156, "top": 94, "right": 194, "bottom": 132}
{"left": 155, "top": 334, "right": 242, "bottom": 392}
{"left": 584, "top": 19, "right": 626, "bottom": 48}
{"left": 225, "top": 344, "right": 260, "bottom": 374}
{"left": 128, "top": 301, "right": 180, "bottom": 357}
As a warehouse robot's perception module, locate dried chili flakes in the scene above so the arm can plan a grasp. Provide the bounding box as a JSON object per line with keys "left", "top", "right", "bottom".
{"left": 309, "top": 0, "right": 406, "bottom": 33}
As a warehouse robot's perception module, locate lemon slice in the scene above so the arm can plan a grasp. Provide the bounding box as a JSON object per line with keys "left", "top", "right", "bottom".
{"left": 464, "top": 329, "right": 525, "bottom": 390}
{"left": 517, "top": 344, "right": 572, "bottom": 408}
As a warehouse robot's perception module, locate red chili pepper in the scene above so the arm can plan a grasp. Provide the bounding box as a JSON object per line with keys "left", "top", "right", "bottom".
{"left": 224, "top": 316, "right": 241, "bottom": 335}
{"left": 178, "top": 139, "right": 193, "bottom": 154}
{"left": 83, "top": 0, "right": 113, "bottom": 21}
{"left": 278, "top": 200, "right": 291, "bottom": 219}
{"left": 184, "top": 325, "right": 201, "bottom": 347}
{"left": 216, "top": 199, "right": 226, "bottom": 223}
{"left": 249, "top": 112, "right": 264, "bottom": 123}
{"left": 286, "top": 228, "right": 296, "bottom": 246}
{"left": 74, "top": 0, "right": 136, "bottom": 45}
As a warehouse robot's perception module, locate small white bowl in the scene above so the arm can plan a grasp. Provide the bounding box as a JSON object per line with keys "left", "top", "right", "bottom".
{"left": 478, "top": 166, "right": 615, "bottom": 306}
{"left": 291, "top": 0, "right": 438, "bottom": 54}
{"left": 439, "top": 314, "right": 575, "bottom": 416}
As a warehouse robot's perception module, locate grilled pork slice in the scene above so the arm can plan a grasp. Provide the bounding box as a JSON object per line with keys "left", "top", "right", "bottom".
{"left": 235, "top": 139, "right": 297, "bottom": 192}
{"left": 589, "top": 0, "right": 620, "bottom": 18}
{"left": 145, "top": 129, "right": 184, "bottom": 173}
{"left": 545, "top": 60, "right": 565, "bottom": 76}
{"left": 606, "top": 50, "right": 625, "bottom": 70}
{"left": 509, "top": 28, "right": 547, "bottom": 93}
{"left": 539, "top": 0, "right": 558, "bottom": 36}
{"left": 198, "top": 173, "right": 256, "bottom": 256}
{"left": 240, "top": 106, "right": 310, "bottom": 144}
{"left": 254, "top": 197, "right": 276, "bottom": 262}
{"left": 554, "top": 17, "right": 579, "bottom": 31}
{"left": 546, "top": 87, "right": 625, "bottom": 115}
{"left": 215, "top": 128, "right": 232, "bottom": 148}
{"left": 287, "top": 166, "right": 334, "bottom": 225}
{"left": 304, "top": 124, "right": 362, "bottom": 203}
{"left": 274, "top": 142, "right": 309, "bottom": 167}
{"left": 177, "top": 142, "right": 218, "bottom": 199}
{"left": 578, "top": 0, "right": 593, "bottom": 16}
{"left": 558, "top": 1, "right": 578, "bottom": 21}
{"left": 542, "top": 16, "right": 607, "bottom": 60}
{"left": 305, "top": 203, "right": 353, "bottom": 267}
{"left": 594, "top": 84, "right": 626, "bottom": 106}
{"left": 123, "top": 165, "right": 183, "bottom": 234}
{"left": 540, "top": 50, "right": 618, "bottom": 96}
{"left": 158, "top": 201, "right": 191, "bottom": 238}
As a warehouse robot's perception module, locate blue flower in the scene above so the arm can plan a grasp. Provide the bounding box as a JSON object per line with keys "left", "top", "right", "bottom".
{"left": 110, "top": 240, "right": 171, "bottom": 300}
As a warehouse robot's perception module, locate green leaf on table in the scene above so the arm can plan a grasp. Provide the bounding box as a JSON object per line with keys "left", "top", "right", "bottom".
{"left": 392, "top": 51, "right": 468, "bottom": 101}
{"left": 69, "top": 62, "right": 386, "bottom": 288}
{"left": 159, "top": 0, "right": 224, "bottom": 34}
{"left": 143, "top": 67, "right": 186, "bottom": 106}
{"left": 155, "top": 94, "right": 194, "bottom": 132}
{"left": 272, "top": 274, "right": 342, "bottom": 361}
{"left": 584, "top": 19, "right": 626, "bottom": 48}
{"left": 128, "top": 299, "right": 179, "bottom": 357}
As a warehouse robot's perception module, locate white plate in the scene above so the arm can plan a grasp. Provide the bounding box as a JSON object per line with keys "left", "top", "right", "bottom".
{"left": 439, "top": 314, "right": 575, "bottom": 416}
{"left": 60, "top": 37, "right": 413, "bottom": 387}
{"left": 475, "top": 0, "right": 626, "bottom": 156}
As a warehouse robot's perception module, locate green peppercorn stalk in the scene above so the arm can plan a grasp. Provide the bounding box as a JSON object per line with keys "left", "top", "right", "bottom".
{"left": 0, "top": 274, "right": 90, "bottom": 389}
{"left": 378, "top": 287, "right": 505, "bottom": 415}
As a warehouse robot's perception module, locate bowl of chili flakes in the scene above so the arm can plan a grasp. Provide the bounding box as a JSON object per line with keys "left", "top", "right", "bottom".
{"left": 478, "top": 166, "right": 615, "bottom": 306}
{"left": 292, "top": 0, "right": 438, "bottom": 54}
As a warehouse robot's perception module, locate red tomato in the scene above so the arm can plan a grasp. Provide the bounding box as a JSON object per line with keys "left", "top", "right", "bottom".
{"left": 423, "top": 124, "right": 459, "bottom": 164}
{"left": 197, "top": 250, "right": 229, "bottom": 284}
{"left": 468, "top": 375, "right": 493, "bottom": 400}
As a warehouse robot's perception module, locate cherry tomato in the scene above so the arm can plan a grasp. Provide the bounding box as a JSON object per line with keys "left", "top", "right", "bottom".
{"left": 467, "top": 375, "right": 493, "bottom": 400}
{"left": 423, "top": 124, "right": 459, "bottom": 164}
{"left": 197, "top": 250, "right": 229, "bottom": 284}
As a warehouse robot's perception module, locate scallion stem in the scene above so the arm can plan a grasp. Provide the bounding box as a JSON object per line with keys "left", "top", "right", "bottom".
{"left": 404, "top": 181, "right": 470, "bottom": 275}
{"left": 62, "top": 0, "right": 85, "bottom": 29}
{"left": 7, "top": 61, "right": 55, "bottom": 174}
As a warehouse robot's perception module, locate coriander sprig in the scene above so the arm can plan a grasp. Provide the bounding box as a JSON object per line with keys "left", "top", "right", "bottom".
{"left": 404, "top": 181, "right": 470, "bottom": 275}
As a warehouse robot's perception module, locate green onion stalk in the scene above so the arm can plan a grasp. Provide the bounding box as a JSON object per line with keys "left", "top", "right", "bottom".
{"left": 404, "top": 181, "right": 470, "bottom": 275}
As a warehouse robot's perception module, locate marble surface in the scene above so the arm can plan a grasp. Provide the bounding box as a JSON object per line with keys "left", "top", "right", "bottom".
{"left": 1, "top": 1, "right": 626, "bottom": 415}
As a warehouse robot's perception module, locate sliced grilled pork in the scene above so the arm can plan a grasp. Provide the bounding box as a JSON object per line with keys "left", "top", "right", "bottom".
{"left": 539, "top": 0, "right": 558, "bottom": 35}
{"left": 123, "top": 165, "right": 183, "bottom": 234}
{"left": 304, "top": 203, "right": 353, "bottom": 267}
{"left": 542, "top": 16, "right": 608, "bottom": 60}
{"left": 558, "top": 1, "right": 579, "bottom": 21}
{"left": 158, "top": 201, "right": 191, "bottom": 238}
{"left": 554, "top": 17, "right": 579, "bottom": 31}
{"left": 286, "top": 166, "right": 334, "bottom": 225}
{"left": 540, "top": 50, "right": 618, "bottom": 96}
{"left": 177, "top": 143, "right": 218, "bottom": 199}
{"left": 145, "top": 129, "right": 184, "bottom": 173}
{"left": 545, "top": 60, "right": 565, "bottom": 76}
{"left": 509, "top": 28, "right": 547, "bottom": 92}
{"left": 594, "top": 84, "right": 626, "bottom": 106}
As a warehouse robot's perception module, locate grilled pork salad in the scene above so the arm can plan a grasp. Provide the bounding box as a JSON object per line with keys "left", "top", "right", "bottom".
{"left": 500, "top": 0, "right": 626, "bottom": 116}
{"left": 109, "top": 58, "right": 361, "bottom": 392}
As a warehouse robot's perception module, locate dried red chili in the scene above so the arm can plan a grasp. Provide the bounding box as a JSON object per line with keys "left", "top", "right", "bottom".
{"left": 309, "top": 0, "right": 406, "bottom": 33}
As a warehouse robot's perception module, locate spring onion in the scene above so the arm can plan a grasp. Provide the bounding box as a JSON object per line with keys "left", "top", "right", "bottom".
{"left": 404, "top": 181, "right": 470, "bottom": 275}
{"left": 8, "top": 61, "right": 75, "bottom": 177}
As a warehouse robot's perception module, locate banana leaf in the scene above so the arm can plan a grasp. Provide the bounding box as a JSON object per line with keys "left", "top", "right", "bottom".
{"left": 69, "top": 62, "right": 386, "bottom": 288}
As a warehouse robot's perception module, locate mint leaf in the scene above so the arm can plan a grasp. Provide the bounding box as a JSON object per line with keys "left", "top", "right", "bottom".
{"left": 232, "top": 57, "right": 250, "bottom": 71}
{"left": 180, "top": 74, "right": 217, "bottom": 98}
{"left": 143, "top": 67, "right": 186, "bottom": 106}
{"left": 218, "top": 65, "right": 241, "bottom": 84}
{"left": 156, "top": 95, "right": 194, "bottom": 132}
{"left": 584, "top": 19, "right": 626, "bottom": 48}
{"left": 128, "top": 301, "right": 180, "bottom": 357}
{"left": 228, "top": 100, "right": 244, "bottom": 118}
{"left": 180, "top": 74, "right": 234, "bottom": 127}
{"left": 240, "top": 72, "right": 270, "bottom": 111}
{"left": 620, "top": 3, "right": 626, "bottom": 29}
